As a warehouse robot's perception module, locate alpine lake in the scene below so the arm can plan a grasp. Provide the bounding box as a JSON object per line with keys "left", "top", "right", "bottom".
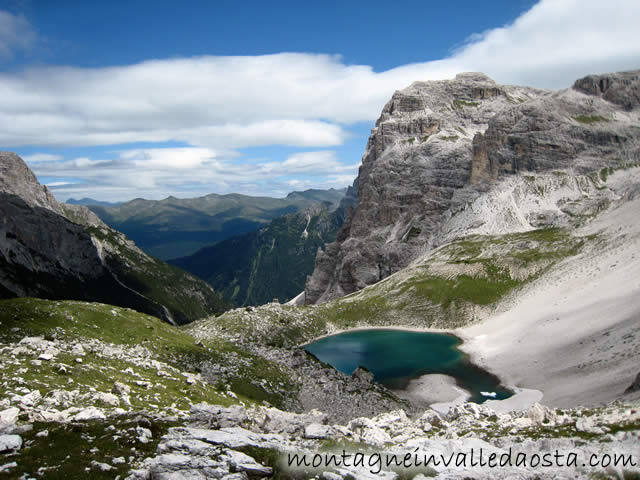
{"left": 304, "top": 329, "right": 512, "bottom": 404}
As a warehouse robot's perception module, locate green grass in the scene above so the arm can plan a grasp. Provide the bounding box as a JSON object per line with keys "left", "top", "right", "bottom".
{"left": 453, "top": 99, "right": 479, "bottom": 109}
{"left": 400, "top": 266, "right": 521, "bottom": 308}
{"left": 574, "top": 115, "right": 610, "bottom": 124}
{"left": 439, "top": 135, "right": 459, "bottom": 142}
{"left": 7, "top": 416, "right": 179, "bottom": 480}
{"left": 0, "top": 298, "right": 298, "bottom": 409}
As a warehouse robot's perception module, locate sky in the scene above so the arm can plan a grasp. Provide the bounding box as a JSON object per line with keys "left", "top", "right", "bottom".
{"left": 1, "top": 0, "right": 639, "bottom": 202}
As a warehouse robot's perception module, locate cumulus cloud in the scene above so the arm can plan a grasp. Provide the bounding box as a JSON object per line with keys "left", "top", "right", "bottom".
{"left": 0, "top": 10, "right": 35, "bottom": 59}
{"left": 21, "top": 153, "right": 63, "bottom": 162}
{"left": 33, "top": 147, "right": 360, "bottom": 201}
{"left": 5, "top": 0, "right": 640, "bottom": 200}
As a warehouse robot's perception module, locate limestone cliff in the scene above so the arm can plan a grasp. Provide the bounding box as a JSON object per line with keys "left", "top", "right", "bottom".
{"left": 305, "top": 70, "right": 640, "bottom": 304}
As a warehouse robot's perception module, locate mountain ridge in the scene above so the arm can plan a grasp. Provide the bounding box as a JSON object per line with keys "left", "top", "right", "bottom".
{"left": 0, "top": 151, "right": 229, "bottom": 324}
{"left": 87, "top": 188, "right": 346, "bottom": 259}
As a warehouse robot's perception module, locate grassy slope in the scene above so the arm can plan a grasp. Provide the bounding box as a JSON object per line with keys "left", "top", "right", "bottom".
{"left": 86, "top": 225, "right": 231, "bottom": 324}
{"left": 0, "top": 298, "right": 297, "bottom": 409}
{"left": 195, "top": 228, "right": 593, "bottom": 348}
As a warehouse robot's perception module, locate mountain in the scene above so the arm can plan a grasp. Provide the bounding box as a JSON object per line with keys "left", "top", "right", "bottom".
{"left": 0, "top": 151, "right": 229, "bottom": 324}
{"left": 88, "top": 188, "right": 346, "bottom": 260}
{"left": 65, "top": 197, "right": 123, "bottom": 207}
{"left": 305, "top": 71, "right": 640, "bottom": 304}
{"left": 170, "top": 202, "right": 347, "bottom": 306}
{"left": 199, "top": 69, "right": 640, "bottom": 410}
{"left": 2, "top": 71, "right": 640, "bottom": 480}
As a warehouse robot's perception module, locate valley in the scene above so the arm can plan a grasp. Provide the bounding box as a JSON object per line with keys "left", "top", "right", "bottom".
{"left": 1, "top": 69, "right": 640, "bottom": 479}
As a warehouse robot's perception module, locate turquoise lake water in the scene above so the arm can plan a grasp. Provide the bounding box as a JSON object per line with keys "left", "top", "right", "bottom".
{"left": 304, "top": 329, "right": 512, "bottom": 403}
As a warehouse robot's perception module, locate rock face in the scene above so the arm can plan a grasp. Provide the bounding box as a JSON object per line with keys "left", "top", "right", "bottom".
{"left": 0, "top": 152, "right": 228, "bottom": 323}
{"left": 305, "top": 70, "right": 640, "bottom": 304}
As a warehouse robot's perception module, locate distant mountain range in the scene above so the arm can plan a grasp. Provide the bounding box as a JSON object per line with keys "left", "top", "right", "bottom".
{"left": 65, "top": 197, "right": 123, "bottom": 207}
{"left": 84, "top": 188, "right": 346, "bottom": 260}
{"left": 170, "top": 202, "right": 348, "bottom": 306}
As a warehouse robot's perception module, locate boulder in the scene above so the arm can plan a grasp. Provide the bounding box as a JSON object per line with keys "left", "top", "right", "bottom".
{"left": 0, "top": 435, "right": 22, "bottom": 453}
{"left": 0, "top": 408, "right": 20, "bottom": 426}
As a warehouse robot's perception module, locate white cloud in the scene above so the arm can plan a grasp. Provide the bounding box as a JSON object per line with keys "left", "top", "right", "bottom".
{"left": 0, "top": 10, "right": 35, "bottom": 59}
{"left": 22, "top": 153, "right": 63, "bottom": 163}
{"left": 2, "top": 0, "right": 639, "bottom": 152}
{"left": 6, "top": 0, "right": 640, "bottom": 201}
{"left": 45, "top": 181, "right": 76, "bottom": 187}
{"left": 33, "top": 147, "right": 360, "bottom": 201}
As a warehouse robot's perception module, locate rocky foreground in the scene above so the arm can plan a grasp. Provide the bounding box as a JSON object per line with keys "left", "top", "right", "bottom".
{"left": 2, "top": 394, "right": 639, "bottom": 479}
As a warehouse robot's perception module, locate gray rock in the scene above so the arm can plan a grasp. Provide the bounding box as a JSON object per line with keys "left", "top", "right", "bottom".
{"left": 304, "top": 70, "right": 640, "bottom": 304}
{"left": 572, "top": 70, "right": 640, "bottom": 110}
{"left": 351, "top": 366, "right": 374, "bottom": 383}
{"left": 71, "top": 406, "right": 106, "bottom": 421}
{"left": 225, "top": 450, "right": 272, "bottom": 477}
{"left": 0, "top": 462, "right": 17, "bottom": 473}
{"left": 0, "top": 407, "right": 20, "bottom": 426}
{"left": 112, "top": 381, "right": 131, "bottom": 396}
{"left": 625, "top": 371, "right": 640, "bottom": 393}
{"left": 0, "top": 434, "right": 22, "bottom": 453}
{"left": 304, "top": 423, "right": 332, "bottom": 439}
{"left": 90, "top": 460, "right": 114, "bottom": 472}
{"left": 190, "top": 403, "right": 248, "bottom": 429}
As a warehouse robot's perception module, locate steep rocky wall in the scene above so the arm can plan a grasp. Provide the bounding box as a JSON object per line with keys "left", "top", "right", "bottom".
{"left": 305, "top": 70, "right": 640, "bottom": 304}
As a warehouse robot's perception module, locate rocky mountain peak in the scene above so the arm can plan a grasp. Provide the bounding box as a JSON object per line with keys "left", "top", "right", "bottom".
{"left": 305, "top": 70, "right": 640, "bottom": 304}
{"left": 572, "top": 70, "right": 640, "bottom": 110}
{"left": 0, "top": 151, "right": 62, "bottom": 215}
{"left": 454, "top": 72, "right": 496, "bottom": 83}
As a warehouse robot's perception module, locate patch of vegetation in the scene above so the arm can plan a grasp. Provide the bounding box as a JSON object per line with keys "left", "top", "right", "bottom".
{"left": 574, "top": 115, "right": 610, "bottom": 124}
{"left": 400, "top": 263, "right": 521, "bottom": 308}
{"left": 0, "top": 298, "right": 297, "bottom": 408}
{"left": 438, "top": 135, "right": 459, "bottom": 142}
{"left": 6, "top": 416, "right": 178, "bottom": 479}
{"left": 453, "top": 99, "right": 479, "bottom": 109}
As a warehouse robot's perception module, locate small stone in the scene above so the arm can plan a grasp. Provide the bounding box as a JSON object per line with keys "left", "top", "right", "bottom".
{"left": 71, "top": 407, "right": 106, "bottom": 422}
{"left": 304, "top": 423, "right": 331, "bottom": 439}
{"left": 36, "top": 430, "right": 49, "bottom": 438}
{"left": 136, "top": 427, "right": 152, "bottom": 443}
{"left": 0, "top": 407, "right": 20, "bottom": 426}
{"left": 0, "top": 435, "right": 22, "bottom": 453}
{"left": 75, "top": 358, "right": 83, "bottom": 363}
{"left": 112, "top": 457, "right": 126, "bottom": 465}
{"left": 0, "top": 462, "right": 18, "bottom": 473}
{"left": 321, "top": 472, "right": 343, "bottom": 480}
{"left": 95, "top": 392, "right": 120, "bottom": 407}
{"left": 112, "top": 381, "right": 131, "bottom": 396}
{"left": 38, "top": 353, "right": 54, "bottom": 361}
{"left": 90, "top": 461, "right": 114, "bottom": 472}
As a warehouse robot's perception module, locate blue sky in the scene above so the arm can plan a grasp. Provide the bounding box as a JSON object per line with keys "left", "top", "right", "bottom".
{"left": 1, "top": 0, "right": 639, "bottom": 201}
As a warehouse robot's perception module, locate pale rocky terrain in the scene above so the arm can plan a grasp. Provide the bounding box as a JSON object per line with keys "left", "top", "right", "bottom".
{"left": 460, "top": 168, "right": 640, "bottom": 408}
